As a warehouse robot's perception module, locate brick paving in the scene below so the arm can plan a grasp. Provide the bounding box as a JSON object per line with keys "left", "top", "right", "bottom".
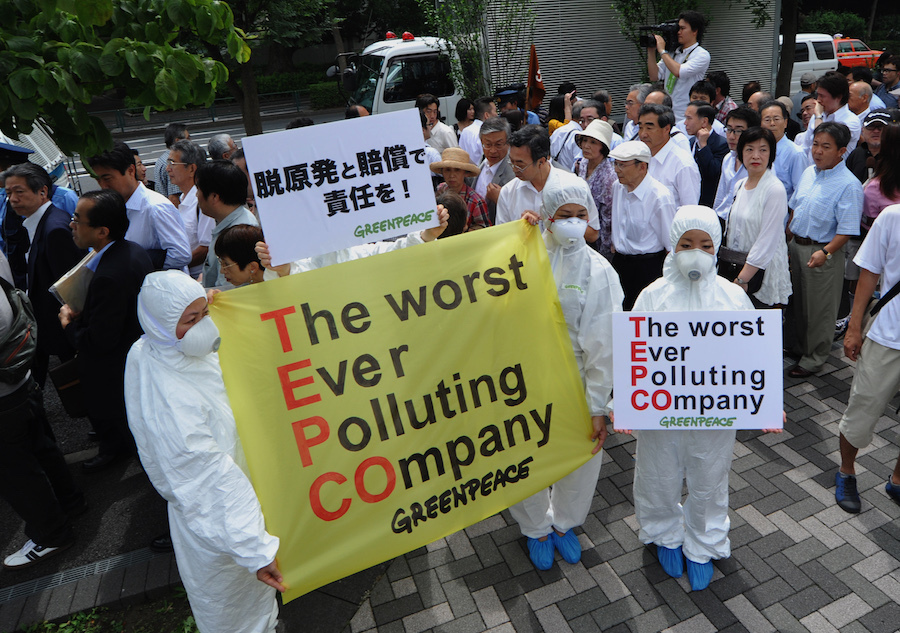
{"left": 3, "top": 344, "right": 900, "bottom": 632}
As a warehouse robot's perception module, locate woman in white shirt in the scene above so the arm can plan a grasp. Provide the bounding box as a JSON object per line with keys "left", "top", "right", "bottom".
{"left": 720, "top": 127, "right": 792, "bottom": 307}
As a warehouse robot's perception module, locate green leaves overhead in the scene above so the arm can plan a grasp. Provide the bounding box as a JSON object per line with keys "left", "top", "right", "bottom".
{"left": 0, "top": 0, "right": 249, "bottom": 156}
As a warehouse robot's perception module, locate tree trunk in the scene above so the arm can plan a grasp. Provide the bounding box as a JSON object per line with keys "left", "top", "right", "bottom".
{"left": 776, "top": 0, "right": 799, "bottom": 97}
{"left": 239, "top": 62, "right": 263, "bottom": 136}
{"left": 867, "top": 0, "right": 878, "bottom": 41}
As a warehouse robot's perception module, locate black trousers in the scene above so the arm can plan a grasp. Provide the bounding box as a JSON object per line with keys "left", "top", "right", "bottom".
{"left": 613, "top": 251, "right": 667, "bottom": 311}
{"left": 0, "top": 379, "right": 81, "bottom": 547}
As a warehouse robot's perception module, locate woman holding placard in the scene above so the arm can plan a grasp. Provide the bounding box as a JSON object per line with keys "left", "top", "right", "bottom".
{"left": 513, "top": 171, "right": 624, "bottom": 571}
{"left": 719, "top": 127, "right": 791, "bottom": 307}
{"left": 621, "top": 206, "right": 761, "bottom": 591}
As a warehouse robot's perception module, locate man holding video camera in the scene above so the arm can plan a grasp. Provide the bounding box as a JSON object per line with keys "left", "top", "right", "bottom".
{"left": 646, "top": 10, "right": 710, "bottom": 125}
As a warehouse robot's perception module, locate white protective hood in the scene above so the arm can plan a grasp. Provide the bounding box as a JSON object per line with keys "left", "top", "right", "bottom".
{"left": 541, "top": 174, "right": 624, "bottom": 416}
{"left": 125, "top": 271, "right": 279, "bottom": 633}
{"left": 635, "top": 205, "right": 753, "bottom": 312}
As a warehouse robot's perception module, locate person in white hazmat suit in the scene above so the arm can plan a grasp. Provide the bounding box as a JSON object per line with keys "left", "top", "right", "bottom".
{"left": 125, "top": 270, "right": 285, "bottom": 633}
{"left": 510, "top": 170, "right": 624, "bottom": 571}
{"left": 620, "top": 205, "right": 779, "bottom": 591}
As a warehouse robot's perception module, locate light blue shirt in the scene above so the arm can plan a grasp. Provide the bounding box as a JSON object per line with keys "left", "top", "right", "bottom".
{"left": 789, "top": 162, "right": 863, "bottom": 242}
{"left": 714, "top": 151, "right": 747, "bottom": 220}
{"left": 773, "top": 134, "right": 808, "bottom": 202}
{"left": 85, "top": 241, "right": 114, "bottom": 271}
{"left": 124, "top": 183, "right": 191, "bottom": 271}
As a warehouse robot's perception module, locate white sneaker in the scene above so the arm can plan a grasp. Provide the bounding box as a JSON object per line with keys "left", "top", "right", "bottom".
{"left": 3, "top": 539, "right": 71, "bottom": 569}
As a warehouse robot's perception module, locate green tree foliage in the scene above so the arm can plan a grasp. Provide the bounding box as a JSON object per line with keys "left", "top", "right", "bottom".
{"left": 202, "top": 0, "right": 334, "bottom": 135}
{"left": 332, "top": 0, "right": 428, "bottom": 43}
{"left": 0, "top": 0, "right": 249, "bottom": 156}
{"left": 800, "top": 10, "right": 867, "bottom": 39}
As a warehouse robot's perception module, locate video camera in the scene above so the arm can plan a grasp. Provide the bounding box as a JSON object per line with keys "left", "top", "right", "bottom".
{"left": 638, "top": 20, "right": 680, "bottom": 52}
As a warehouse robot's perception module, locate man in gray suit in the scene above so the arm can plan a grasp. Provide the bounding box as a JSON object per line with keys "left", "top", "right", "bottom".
{"left": 468, "top": 117, "right": 515, "bottom": 224}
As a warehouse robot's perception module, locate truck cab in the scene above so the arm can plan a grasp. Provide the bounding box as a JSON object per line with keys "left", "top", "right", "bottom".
{"left": 340, "top": 34, "right": 463, "bottom": 124}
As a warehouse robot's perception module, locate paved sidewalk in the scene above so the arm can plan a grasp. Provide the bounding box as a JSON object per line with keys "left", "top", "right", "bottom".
{"left": 3, "top": 344, "right": 900, "bottom": 632}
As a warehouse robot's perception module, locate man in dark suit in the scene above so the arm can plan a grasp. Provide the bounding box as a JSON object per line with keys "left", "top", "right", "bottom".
{"left": 467, "top": 117, "right": 516, "bottom": 224}
{"left": 684, "top": 101, "right": 729, "bottom": 207}
{"left": 3, "top": 163, "right": 85, "bottom": 387}
{"left": 60, "top": 190, "right": 154, "bottom": 472}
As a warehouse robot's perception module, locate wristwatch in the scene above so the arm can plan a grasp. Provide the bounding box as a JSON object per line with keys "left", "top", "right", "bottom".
{"left": 735, "top": 278, "right": 748, "bottom": 285}
{"left": 822, "top": 247, "right": 832, "bottom": 260}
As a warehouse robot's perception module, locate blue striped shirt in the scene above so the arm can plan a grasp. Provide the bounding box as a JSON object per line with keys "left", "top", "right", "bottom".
{"left": 789, "top": 162, "right": 862, "bottom": 242}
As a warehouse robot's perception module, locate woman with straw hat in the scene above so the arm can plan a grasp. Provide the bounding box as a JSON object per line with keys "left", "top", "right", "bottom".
{"left": 431, "top": 147, "right": 492, "bottom": 231}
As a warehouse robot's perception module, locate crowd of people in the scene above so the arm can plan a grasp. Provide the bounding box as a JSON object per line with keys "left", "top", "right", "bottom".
{"left": 2, "top": 11, "right": 900, "bottom": 630}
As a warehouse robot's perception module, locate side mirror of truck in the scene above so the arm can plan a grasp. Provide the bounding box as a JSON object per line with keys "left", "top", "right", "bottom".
{"left": 341, "top": 68, "right": 358, "bottom": 93}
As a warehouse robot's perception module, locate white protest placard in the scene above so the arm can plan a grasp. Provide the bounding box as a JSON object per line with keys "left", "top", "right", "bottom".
{"left": 612, "top": 310, "right": 783, "bottom": 430}
{"left": 242, "top": 109, "right": 439, "bottom": 265}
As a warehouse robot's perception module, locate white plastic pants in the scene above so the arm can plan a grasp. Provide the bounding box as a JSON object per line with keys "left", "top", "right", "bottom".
{"left": 169, "top": 504, "right": 279, "bottom": 633}
{"left": 509, "top": 451, "right": 603, "bottom": 539}
{"left": 633, "top": 429, "right": 736, "bottom": 564}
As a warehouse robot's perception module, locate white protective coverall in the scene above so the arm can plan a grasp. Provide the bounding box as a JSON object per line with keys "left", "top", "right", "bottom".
{"left": 509, "top": 171, "right": 624, "bottom": 538}
{"left": 631, "top": 206, "right": 753, "bottom": 564}
{"left": 125, "top": 271, "right": 280, "bottom": 633}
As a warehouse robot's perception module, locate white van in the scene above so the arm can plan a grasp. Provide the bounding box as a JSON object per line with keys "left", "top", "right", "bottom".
{"left": 780, "top": 33, "right": 838, "bottom": 94}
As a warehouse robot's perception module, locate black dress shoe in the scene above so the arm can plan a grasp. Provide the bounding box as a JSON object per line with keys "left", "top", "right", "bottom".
{"left": 82, "top": 452, "right": 121, "bottom": 473}
{"left": 150, "top": 534, "right": 174, "bottom": 553}
{"left": 87, "top": 431, "right": 99, "bottom": 441}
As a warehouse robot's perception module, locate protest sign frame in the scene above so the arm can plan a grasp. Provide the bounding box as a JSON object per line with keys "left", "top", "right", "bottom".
{"left": 612, "top": 310, "right": 783, "bottom": 430}
{"left": 242, "top": 109, "right": 439, "bottom": 265}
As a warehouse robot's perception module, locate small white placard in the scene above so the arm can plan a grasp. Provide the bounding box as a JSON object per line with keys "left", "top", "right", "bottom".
{"left": 242, "top": 109, "right": 439, "bottom": 265}
{"left": 612, "top": 310, "right": 783, "bottom": 430}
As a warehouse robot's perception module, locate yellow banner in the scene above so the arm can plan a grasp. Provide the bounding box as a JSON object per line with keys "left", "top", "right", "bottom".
{"left": 212, "top": 221, "right": 593, "bottom": 601}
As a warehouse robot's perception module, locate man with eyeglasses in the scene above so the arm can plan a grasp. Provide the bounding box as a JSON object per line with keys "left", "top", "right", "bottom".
{"left": 470, "top": 116, "right": 515, "bottom": 224}
{"left": 713, "top": 107, "right": 760, "bottom": 222}
{"left": 622, "top": 84, "right": 653, "bottom": 142}
{"left": 874, "top": 56, "right": 899, "bottom": 109}
{"left": 59, "top": 190, "right": 154, "bottom": 471}
{"left": 88, "top": 141, "right": 190, "bottom": 272}
{"left": 608, "top": 141, "right": 676, "bottom": 310}
{"left": 459, "top": 97, "right": 498, "bottom": 165}
{"left": 759, "top": 100, "right": 808, "bottom": 202}
{"left": 167, "top": 140, "right": 214, "bottom": 279}
{"left": 550, "top": 99, "right": 606, "bottom": 173}
{"left": 496, "top": 125, "right": 600, "bottom": 244}
{"left": 197, "top": 160, "right": 259, "bottom": 289}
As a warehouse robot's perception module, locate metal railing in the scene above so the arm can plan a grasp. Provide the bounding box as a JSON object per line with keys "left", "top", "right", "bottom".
{"left": 94, "top": 90, "right": 313, "bottom": 133}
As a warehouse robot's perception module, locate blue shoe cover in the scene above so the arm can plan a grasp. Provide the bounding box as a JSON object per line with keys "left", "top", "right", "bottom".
{"left": 551, "top": 530, "right": 582, "bottom": 564}
{"left": 686, "top": 559, "right": 714, "bottom": 590}
{"left": 656, "top": 545, "right": 684, "bottom": 578}
{"left": 527, "top": 537, "right": 554, "bottom": 570}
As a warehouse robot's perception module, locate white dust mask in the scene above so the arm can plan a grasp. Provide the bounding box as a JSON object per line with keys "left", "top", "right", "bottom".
{"left": 675, "top": 249, "right": 716, "bottom": 281}
{"left": 549, "top": 217, "right": 587, "bottom": 247}
{"left": 179, "top": 316, "right": 221, "bottom": 357}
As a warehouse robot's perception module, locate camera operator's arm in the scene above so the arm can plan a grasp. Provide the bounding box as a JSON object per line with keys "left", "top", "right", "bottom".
{"left": 655, "top": 35, "right": 684, "bottom": 77}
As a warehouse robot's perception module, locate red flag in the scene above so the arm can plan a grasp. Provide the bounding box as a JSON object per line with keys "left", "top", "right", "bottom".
{"left": 526, "top": 44, "right": 545, "bottom": 110}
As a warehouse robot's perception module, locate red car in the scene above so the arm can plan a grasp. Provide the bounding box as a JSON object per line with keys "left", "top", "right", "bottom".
{"left": 835, "top": 38, "right": 883, "bottom": 69}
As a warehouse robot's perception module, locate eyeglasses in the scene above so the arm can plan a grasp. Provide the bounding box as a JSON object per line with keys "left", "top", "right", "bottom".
{"left": 482, "top": 141, "right": 508, "bottom": 150}
{"left": 217, "top": 258, "right": 238, "bottom": 269}
{"left": 761, "top": 116, "right": 783, "bottom": 124}
{"left": 882, "top": 68, "right": 898, "bottom": 73}
{"left": 613, "top": 160, "right": 637, "bottom": 169}
{"left": 724, "top": 127, "right": 747, "bottom": 135}
{"left": 508, "top": 158, "right": 537, "bottom": 173}
{"left": 624, "top": 100, "right": 638, "bottom": 107}
{"left": 70, "top": 218, "right": 91, "bottom": 226}
{"left": 166, "top": 159, "right": 187, "bottom": 166}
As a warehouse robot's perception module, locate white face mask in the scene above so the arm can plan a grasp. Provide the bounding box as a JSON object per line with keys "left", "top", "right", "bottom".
{"left": 179, "top": 316, "right": 221, "bottom": 357}
{"left": 549, "top": 217, "right": 587, "bottom": 247}
{"left": 675, "top": 248, "right": 716, "bottom": 281}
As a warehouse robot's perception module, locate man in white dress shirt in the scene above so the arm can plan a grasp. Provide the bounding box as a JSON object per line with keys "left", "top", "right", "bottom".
{"left": 609, "top": 141, "right": 677, "bottom": 309}
{"left": 796, "top": 72, "right": 862, "bottom": 158}
{"left": 166, "top": 140, "right": 214, "bottom": 279}
{"left": 416, "top": 94, "right": 458, "bottom": 155}
{"left": 638, "top": 103, "right": 701, "bottom": 208}
{"left": 459, "top": 97, "right": 498, "bottom": 165}
{"left": 496, "top": 125, "right": 599, "bottom": 243}
{"left": 646, "top": 10, "right": 711, "bottom": 124}
{"left": 622, "top": 83, "right": 653, "bottom": 142}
